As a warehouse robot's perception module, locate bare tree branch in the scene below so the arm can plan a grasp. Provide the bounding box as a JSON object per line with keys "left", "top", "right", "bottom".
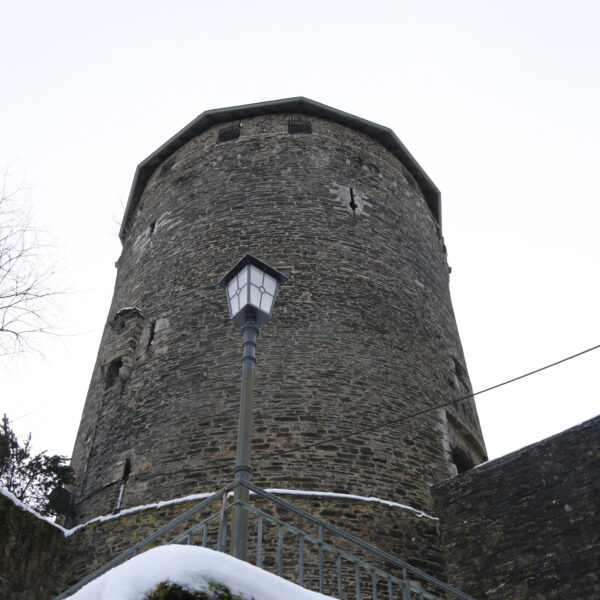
{"left": 0, "top": 169, "right": 58, "bottom": 356}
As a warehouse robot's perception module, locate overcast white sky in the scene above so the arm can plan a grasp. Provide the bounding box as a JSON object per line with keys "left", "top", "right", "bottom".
{"left": 1, "top": 1, "right": 599, "bottom": 465}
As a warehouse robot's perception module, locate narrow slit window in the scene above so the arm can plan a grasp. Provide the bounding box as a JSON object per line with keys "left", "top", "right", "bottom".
{"left": 349, "top": 187, "right": 358, "bottom": 213}
{"left": 453, "top": 358, "right": 469, "bottom": 388}
{"left": 146, "top": 321, "right": 157, "bottom": 351}
{"left": 122, "top": 458, "right": 131, "bottom": 481}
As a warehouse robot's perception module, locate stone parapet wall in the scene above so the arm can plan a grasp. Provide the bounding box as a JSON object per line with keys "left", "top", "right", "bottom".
{"left": 0, "top": 488, "right": 442, "bottom": 599}
{"left": 67, "top": 491, "right": 442, "bottom": 595}
{"left": 432, "top": 416, "right": 600, "bottom": 600}
{"left": 0, "top": 493, "right": 72, "bottom": 600}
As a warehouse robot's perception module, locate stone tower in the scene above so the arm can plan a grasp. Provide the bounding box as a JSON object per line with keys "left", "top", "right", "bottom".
{"left": 69, "top": 98, "right": 486, "bottom": 568}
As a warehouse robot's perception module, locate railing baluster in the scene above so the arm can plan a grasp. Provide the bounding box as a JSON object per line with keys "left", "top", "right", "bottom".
{"left": 402, "top": 567, "right": 411, "bottom": 600}
{"left": 220, "top": 510, "right": 229, "bottom": 554}
{"left": 216, "top": 491, "right": 228, "bottom": 552}
{"left": 278, "top": 526, "right": 284, "bottom": 577}
{"left": 54, "top": 480, "right": 478, "bottom": 600}
{"left": 318, "top": 525, "right": 324, "bottom": 594}
{"left": 256, "top": 515, "right": 263, "bottom": 567}
{"left": 299, "top": 535, "right": 304, "bottom": 587}
{"left": 223, "top": 515, "right": 229, "bottom": 552}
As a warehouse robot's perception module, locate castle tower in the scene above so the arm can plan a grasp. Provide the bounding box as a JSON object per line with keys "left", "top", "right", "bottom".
{"left": 69, "top": 98, "right": 486, "bottom": 567}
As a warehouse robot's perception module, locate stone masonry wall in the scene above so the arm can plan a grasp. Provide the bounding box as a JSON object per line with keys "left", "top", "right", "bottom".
{"left": 69, "top": 110, "right": 486, "bottom": 531}
{"left": 2, "top": 487, "right": 442, "bottom": 599}
{"left": 432, "top": 416, "right": 600, "bottom": 600}
{"left": 0, "top": 493, "right": 73, "bottom": 600}
{"left": 2, "top": 489, "right": 441, "bottom": 599}
{"left": 68, "top": 494, "right": 442, "bottom": 591}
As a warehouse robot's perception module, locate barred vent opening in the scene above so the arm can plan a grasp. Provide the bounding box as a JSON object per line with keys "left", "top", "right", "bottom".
{"left": 218, "top": 122, "right": 242, "bottom": 142}
{"left": 288, "top": 116, "right": 312, "bottom": 134}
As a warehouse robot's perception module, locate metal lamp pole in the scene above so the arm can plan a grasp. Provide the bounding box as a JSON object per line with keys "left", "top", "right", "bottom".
{"left": 217, "top": 254, "right": 288, "bottom": 561}
{"left": 232, "top": 315, "right": 259, "bottom": 559}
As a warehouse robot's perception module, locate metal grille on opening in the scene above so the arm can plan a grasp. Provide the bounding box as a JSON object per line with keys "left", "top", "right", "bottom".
{"left": 288, "top": 116, "right": 312, "bottom": 134}
{"left": 218, "top": 122, "right": 242, "bottom": 142}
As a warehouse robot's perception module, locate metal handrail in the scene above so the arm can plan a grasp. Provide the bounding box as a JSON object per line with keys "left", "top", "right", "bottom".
{"left": 53, "top": 480, "right": 239, "bottom": 600}
{"left": 237, "top": 480, "right": 476, "bottom": 600}
{"left": 236, "top": 499, "right": 439, "bottom": 600}
{"left": 53, "top": 479, "right": 476, "bottom": 600}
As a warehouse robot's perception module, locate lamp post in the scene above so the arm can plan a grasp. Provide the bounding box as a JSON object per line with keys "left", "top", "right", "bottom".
{"left": 218, "top": 253, "right": 288, "bottom": 561}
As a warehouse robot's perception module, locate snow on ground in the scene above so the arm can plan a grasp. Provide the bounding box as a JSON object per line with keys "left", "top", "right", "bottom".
{"left": 69, "top": 545, "right": 334, "bottom": 600}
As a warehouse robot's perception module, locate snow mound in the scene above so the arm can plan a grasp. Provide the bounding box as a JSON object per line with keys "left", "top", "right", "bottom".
{"left": 69, "top": 545, "right": 334, "bottom": 600}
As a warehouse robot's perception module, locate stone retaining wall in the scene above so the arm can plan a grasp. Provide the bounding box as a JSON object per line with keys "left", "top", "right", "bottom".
{"left": 432, "top": 416, "right": 600, "bottom": 600}
{"left": 0, "top": 493, "right": 72, "bottom": 600}
{"left": 2, "top": 488, "right": 442, "bottom": 599}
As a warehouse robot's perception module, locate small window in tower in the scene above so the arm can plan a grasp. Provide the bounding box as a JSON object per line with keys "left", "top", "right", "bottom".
{"left": 288, "top": 116, "right": 312, "bottom": 134}
{"left": 453, "top": 357, "right": 469, "bottom": 388}
{"left": 218, "top": 122, "right": 242, "bottom": 142}
{"left": 103, "top": 357, "right": 123, "bottom": 389}
{"left": 451, "top": 446, "right": 475, "bottom": 474}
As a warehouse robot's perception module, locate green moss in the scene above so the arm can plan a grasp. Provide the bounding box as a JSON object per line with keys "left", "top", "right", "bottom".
{"left": 145, "top": 580, "right": 248, "bottom": 600}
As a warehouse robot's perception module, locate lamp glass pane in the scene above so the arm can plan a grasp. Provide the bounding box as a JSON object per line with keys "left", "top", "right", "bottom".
{"left": 264, "top": 273, "right": 277, "bottom": 295}
{"left": 230, "top": 293, "right": 239, "bottom": 315}
{"left": 238, "top": 284, "right": 248, "bottom": 310}
{"left": 250, "top": 284, "right": 261, "bottom": 307}
{"left": 227, "top": 278, "right": 237, "bottom": 299}
{"left": 260, "top": 292, "right": 274, "bottom": 312}
{"left": 250, "top": 265, "right": 263, "bottom": 285}
{"left": 238, "top": 266, "right": 248, "bottom": 288}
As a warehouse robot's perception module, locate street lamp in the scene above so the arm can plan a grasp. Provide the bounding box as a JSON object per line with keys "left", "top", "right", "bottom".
{"left": 217, "top": 253, "right": 288, "bottom": 560}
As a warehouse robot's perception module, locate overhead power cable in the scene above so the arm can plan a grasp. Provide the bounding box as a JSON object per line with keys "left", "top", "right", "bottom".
{"left": 109, "top": 341, "right": 600, "bottom": 483}
{"left": 255, "top": 341, "right": 600, "bottom": 461}
{"left": 164, "top": 341, "right": 600, "bottom": 480}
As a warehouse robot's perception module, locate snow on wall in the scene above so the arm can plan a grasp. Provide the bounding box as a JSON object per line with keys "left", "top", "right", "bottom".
{"left": 0, "top": 487, "right": 70, "bottom": 534}
{"left": 1, "top": 485, "right": 437, "bottom": 539}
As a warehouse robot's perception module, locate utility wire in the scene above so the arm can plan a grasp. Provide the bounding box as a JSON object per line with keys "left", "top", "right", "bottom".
{"left": 257, "top": 342, "right": 600, "bottom": 461}
{"left": 123, "top": 341, "right": 600, "bottom": 481}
